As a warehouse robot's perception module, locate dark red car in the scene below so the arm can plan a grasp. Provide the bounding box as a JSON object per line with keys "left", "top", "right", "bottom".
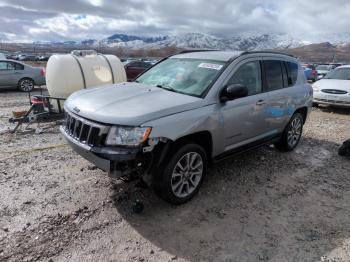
{"left": 124, "top": 61, "right": 152, "bottom": 81}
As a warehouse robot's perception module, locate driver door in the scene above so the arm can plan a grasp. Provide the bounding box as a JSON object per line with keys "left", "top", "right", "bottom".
{"left": 219, "top": 59, "right": 271, "bottom": 152}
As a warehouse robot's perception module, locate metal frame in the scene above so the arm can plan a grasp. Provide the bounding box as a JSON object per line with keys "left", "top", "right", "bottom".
{"left": 9, "top": 92, "right": 66, "bottom": 133}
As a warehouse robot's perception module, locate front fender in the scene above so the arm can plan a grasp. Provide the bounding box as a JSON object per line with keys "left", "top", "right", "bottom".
{"left": 141, "top": 104, "right": 223, "bottom": 157}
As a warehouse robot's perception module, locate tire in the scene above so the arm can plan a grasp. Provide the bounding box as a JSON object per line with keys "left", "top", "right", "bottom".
{"left": 313, "top": 102, "right": 319, "bottom": 107}
{"left": 154, "top": 143, "right": 207, "bottom": 205}
{"left": 338, "top": 139, "right": 350, "bottom": 157}
{"left": 18, "top": 78, "right": 35, "bottom": 92}
{"left": 274, "top": 113, "right": 304, "bottom": 152}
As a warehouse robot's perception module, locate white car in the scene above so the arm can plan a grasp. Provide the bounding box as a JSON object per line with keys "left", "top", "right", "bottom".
{"left": 313, "top": 65, "right": 350, "bottom": 108}
{"left": 316, "top": 64, "right": 336, "bottom": 79}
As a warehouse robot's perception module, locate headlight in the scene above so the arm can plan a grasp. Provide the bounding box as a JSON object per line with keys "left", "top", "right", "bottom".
{"left": 105, "top": 126, "right": 152, "bottom": 146}
{"left": 312, "top": 85, "right": 319, "bottom": 92}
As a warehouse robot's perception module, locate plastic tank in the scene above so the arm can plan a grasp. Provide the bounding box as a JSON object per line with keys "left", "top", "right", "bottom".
{"left": 46, "top": 50, "right": 126, "bottom": 102}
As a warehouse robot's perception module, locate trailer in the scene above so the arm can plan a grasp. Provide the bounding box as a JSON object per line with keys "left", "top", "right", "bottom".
{"left": 9, "top": 90, "right": 66, "bottom": 133}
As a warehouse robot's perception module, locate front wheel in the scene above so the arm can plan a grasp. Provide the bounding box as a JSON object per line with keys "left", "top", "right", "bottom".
{"left": 18, "top": 78, "right": 35, "bottom": 92}
{"left": 275, "top": 113, "right": 304, "bottom": 151}
{"left": 155, "top": 143, "right": 207, "bottom": 205}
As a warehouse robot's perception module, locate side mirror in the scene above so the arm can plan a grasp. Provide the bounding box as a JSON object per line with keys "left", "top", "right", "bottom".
{"left": 220, "top": 84, "right": 248, "bottom": 102}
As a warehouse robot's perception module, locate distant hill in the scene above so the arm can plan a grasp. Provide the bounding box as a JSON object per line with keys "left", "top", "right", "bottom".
{"left": 4, "top": 32, "right": 350, "bottom": 62}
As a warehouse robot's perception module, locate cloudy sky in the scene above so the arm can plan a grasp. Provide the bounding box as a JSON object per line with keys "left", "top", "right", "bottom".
{"left": 0, "top": 0, "right": 349, "bottom": 42}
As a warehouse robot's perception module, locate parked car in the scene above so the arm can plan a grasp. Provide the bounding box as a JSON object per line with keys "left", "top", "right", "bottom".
{"left": 0, "top": 59, "right": 46, "bottom": 91}
{"left": 316, "top": 64, "right": 336, "bottom": 79}
{"left": 61, "top": 51, "right": 312, "bottom": 204}
{"left": 312, "top": 65, "right": 350, "bottom": 108}
{"left": 302, "top": 66, "right": 318, "bottom": 82}
{"left": 124, "top": 60, "right": 152, "bottom": 81}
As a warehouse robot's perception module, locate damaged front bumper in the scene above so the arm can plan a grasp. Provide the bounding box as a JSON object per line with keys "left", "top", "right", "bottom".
{"left": 60, "top": 125, "right": 143, "bottom": 177}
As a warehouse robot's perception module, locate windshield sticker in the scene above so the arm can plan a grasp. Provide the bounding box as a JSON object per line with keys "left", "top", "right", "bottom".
{"left": 198, "top": 63, "right": 223, "bottom": 70}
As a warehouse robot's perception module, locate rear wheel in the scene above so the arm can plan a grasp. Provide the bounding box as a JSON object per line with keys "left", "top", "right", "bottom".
{"left": 275, "top": 113, "right": 304, "bottom": 151}
{"left": 18, "top": 78, "right": 34, "bottom": 92}
{"left": 154, "top": 143, "right": 207, "bottom": 205}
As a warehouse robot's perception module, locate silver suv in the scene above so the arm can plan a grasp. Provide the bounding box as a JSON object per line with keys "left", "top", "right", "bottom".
{"left": 61, "top": 51, "right": 313, "bottom": 204}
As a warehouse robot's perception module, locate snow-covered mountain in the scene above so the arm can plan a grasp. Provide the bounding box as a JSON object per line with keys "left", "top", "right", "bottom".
{"left": 31, "top": 32, "right": 350, "bottom": 51}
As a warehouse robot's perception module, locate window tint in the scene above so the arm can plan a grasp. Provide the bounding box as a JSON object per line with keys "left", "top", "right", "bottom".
{"left": 264, "top": 60, "right": 283, "bottom": 91}
{"left": 285, "top": 62, "right": 298, "bottom": 86}
{"left": 0, "top": 61, "right": 14, "bottom": 70}
{"left": 6, "top": 62, "right": 15, "bottom": 70}
{"left": 14, "top": 63, "right": 24, "bottom": 70}
{"left": 0, "top": 62, "right": 7, "bottom": 70}
{"left": 126, "top": 61, "right": 138, "bottom": 67}
{"left": 227, "top": 61, "right": 262, "bottom": 96}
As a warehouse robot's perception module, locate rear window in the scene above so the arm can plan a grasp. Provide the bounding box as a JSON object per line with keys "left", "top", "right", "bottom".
{"left": 285, "top": 62, "right": 299, "bottom": 86}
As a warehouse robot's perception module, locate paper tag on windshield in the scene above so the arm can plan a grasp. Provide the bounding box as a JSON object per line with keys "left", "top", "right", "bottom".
{"left": 198, "top": 63, "right": 223, "bottom": 70}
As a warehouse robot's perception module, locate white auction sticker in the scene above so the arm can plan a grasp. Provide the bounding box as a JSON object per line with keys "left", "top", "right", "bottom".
{"left": 198, "top": 63, "right": 223, "bottom": 70}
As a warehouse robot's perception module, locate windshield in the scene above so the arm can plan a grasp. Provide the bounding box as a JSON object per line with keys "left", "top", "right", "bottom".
{"left": 316, "top": 65, "right": 330, "bottom": 70}
{"left": 324, "top": 68, "right": 350, "bottom": 80}
{"left": 136, "top": 58, "right": 225, "bottom": 97}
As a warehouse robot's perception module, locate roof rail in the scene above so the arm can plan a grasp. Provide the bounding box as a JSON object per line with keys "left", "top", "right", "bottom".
{"left": 177, "top": 49, "right": 220, "bottom": 54}
{"left": 240, "top": 50, "right": 296, "bottom": 58}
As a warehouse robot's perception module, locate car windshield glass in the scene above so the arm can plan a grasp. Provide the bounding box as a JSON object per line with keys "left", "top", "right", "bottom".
{"left": 136, "top": 58, "right": 225, "bottom": 97}
{"left": 316, "top": 65, "right": 329, "bottom": 70}
{"left": 324, "top": 68, "right": 350, "bottom": 80}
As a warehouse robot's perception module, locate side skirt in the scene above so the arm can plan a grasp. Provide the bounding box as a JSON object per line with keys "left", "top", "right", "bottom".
{"left": 213, "top": 133, "right": 281, "bottom": 164}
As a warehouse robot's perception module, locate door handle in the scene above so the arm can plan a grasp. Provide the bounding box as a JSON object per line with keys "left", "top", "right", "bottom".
{"left": 256, "top": 100, "right": 265, "bottom": 106}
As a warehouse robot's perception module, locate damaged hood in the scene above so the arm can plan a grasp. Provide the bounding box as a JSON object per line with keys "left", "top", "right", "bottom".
{"left": 65, "top": 82, "right": 206, "bottom": 126}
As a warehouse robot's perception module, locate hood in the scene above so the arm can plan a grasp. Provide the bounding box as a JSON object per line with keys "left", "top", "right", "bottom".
{"left": 314, "top": 79, "right": 350, "bottom": 92}
{"left": 65, "top": 82, "right": 206, "bottom": 126}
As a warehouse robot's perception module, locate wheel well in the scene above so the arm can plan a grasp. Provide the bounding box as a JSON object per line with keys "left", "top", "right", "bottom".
{"left": 294, "top": 107, "right": 308, "bottom": 124}
{"left": 171, "top": 131, "right": 213, "bottom": 159}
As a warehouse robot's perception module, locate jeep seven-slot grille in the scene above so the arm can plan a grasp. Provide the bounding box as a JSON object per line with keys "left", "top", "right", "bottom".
{"left": 64, "top": 111, "right": 109, "bottom": 146}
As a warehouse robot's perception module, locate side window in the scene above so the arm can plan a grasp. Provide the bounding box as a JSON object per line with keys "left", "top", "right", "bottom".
{"left": 6, "top": 62, "right": 15, "bottom": 70}
{"left": 285, "top": 62, "right": 298, "bottom": 86}
{"left": 14, "top": 63, "right": 24, "bottom": 70}
{"left": 0, "top": 62, "right": 14, "bottom": 70}
{"left": 0, "top": 62, "right": 7, "bottom": 70}
{"left": 264, "top": 60, "right": 284, "bottom": 92}
{"left": 126, "top": 61, "right": 137, "bottom": 67}
{"left": 227, "top": 61, "right": 262, "bottom": 96}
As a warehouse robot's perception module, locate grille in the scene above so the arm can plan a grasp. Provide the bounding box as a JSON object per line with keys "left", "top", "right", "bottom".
{"left": 63, "top": 111, "right": 109, "bottom": 146}
{"left": 314, "top": 98, "right": 350, "bottom": 105}
{"left": 321, "top": 89, "right": 348, "bottom": 95}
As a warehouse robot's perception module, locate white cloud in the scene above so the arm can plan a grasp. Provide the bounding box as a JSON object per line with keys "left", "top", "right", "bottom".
{"left": 0, "top": 0, "right": 349, "bottom": 42}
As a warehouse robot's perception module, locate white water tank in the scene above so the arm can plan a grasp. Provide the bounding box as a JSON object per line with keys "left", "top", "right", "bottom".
{"left": 46, "top": 50, "right": 126, "bottom": 100}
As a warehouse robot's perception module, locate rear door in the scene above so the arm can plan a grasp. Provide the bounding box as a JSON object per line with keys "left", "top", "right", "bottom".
{"left": 261, "top": 59, "right": 294, "bottom": 134}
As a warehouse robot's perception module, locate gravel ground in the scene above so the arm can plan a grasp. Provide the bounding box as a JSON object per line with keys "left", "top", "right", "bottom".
{"left": 0, "top": 90, "right": 350, "bottom": 262}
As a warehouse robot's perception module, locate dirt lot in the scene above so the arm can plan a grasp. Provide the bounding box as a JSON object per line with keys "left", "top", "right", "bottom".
{"left": 0, "top": 90, "right": 350, "bottom": 262}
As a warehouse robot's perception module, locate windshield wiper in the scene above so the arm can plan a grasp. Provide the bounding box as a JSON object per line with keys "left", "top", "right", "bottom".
{"left": 156, "top": 84, "right": 177, "bottom": 92}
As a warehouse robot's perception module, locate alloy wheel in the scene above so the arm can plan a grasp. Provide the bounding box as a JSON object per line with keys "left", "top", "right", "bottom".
{"left": 20, "top": 80, "right": 34, "bottom": 92}
{"left": 171, "top": 152, "right": 203, "bottom": 198}
{"left": 287, "top": 117, "right": 302, "bottom": 148}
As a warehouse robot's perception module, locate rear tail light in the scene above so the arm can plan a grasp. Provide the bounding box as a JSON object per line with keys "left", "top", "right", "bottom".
{"left": 40, "top": 67, "right": 46, "bottom": 77}
{"left": 312, "top": 70, "right": 317, "bottom": 76}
